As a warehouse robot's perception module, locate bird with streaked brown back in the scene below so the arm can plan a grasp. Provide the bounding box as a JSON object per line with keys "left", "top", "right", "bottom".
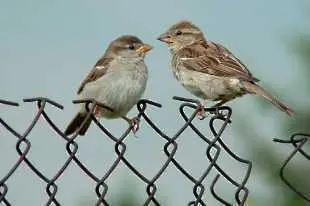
{"left": 158, "top": 20, "right": 294, "bottom": 117}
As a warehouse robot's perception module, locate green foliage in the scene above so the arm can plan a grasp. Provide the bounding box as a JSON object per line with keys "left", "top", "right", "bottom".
{"left": 292, "top": 36, "right": 310, "bottom": 73}
{"left": 76, "top": 182, "right": 141, "bottom": 206}
{"left": 110, "top": 193, "right": 140, "bottom": 206}
{"left": 235, "top": 8, "right": 310, "bottom": 206}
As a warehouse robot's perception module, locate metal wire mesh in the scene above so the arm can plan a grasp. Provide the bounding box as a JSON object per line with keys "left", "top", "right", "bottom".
{"left": 0, "top": 97, "right": 308, "bottom": 205}
{"left": 274, "top": 133, "right": 310, "bottom": 202}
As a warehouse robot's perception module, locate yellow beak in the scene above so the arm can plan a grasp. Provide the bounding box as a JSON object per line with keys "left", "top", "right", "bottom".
{"left": 136, "top": 44, "right": 153, "bottom": 53}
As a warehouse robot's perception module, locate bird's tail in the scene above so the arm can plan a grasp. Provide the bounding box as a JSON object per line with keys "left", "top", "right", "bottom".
{"left": 64, "top": 112, "right": 92, "bottom": 136}
{"left": 242, "top": 81, "right": 295, "bottom": 116}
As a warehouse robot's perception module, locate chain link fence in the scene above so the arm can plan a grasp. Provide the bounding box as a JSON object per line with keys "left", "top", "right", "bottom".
{"left": 274, "top": 133, "right": 310, "bottom": 202}
{"left": 0, "top": 97, "right": 309, "bottom": 205}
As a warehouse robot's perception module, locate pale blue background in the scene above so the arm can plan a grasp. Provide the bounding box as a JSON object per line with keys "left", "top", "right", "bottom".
{"left": 1, "top": 0, "right": 308, "bottom": 205}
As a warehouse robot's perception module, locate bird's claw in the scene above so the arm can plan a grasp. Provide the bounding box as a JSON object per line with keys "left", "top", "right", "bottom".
{"left": 94, "top": 106, "right": 102, "bottom": 117}
{"left": 210, "top": 106, "right": 221, "bottom": 115}
{"left": 196, "top": 103, "right": 231, "bottom": 123}
{"left": 210, "top": 107, "right": 232, "bottom": 123}
{"left": 129, "top": 117, "right": 140, "bottom": 134}
{"left": 197, "top": 104, "right": 208, "bottom": 120}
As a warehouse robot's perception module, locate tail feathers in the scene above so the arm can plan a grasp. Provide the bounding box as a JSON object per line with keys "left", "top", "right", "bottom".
{"left": 64, "top": 112, "right": 92, "bottom": 136}
{"left": 242, "top": 81, "right": 295, "bottom": 116}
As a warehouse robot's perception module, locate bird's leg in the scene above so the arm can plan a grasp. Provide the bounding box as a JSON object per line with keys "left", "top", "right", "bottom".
{"left": 210, "top": 100, "right": 231, "bottom": 123}
{"left": 211, "top": 100, "right": 228, "bottom": 115}
{"left": 197, "top": 101, "right": 208, "bottom": 120}
{"left": 122, "top": 116, "right": 140, "bottom": 134}
{"left": 94, "top": 105, "right": 102, "bottom": 117}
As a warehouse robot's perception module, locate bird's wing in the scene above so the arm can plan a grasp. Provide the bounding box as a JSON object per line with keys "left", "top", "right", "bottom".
{"left": 179, "top": 41, "right": 259, "bottom": 82}
{"left": 77, "top": 56, "right": 113, "bottom": 94}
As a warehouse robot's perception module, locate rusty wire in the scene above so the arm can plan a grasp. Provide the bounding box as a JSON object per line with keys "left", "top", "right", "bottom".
{"left": 274, "top": 133, "right": 310, "bottom": 202}
{"left": 1, "top": 96, "right": 254, "bottom": 206}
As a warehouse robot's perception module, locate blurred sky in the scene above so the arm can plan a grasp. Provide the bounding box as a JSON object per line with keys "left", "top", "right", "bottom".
{"left": 1, "top": 0, "right": 309, "bottom": 205}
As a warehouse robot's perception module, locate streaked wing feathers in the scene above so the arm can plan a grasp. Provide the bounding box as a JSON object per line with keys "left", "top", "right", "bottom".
{"left": 179, "top": 42, "right": 259, "bottom": 82}
{"left": 77, "top": 56, "right": 113, "bottom": 94}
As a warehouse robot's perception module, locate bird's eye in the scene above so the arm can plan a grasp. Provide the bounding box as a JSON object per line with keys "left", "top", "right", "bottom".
{"left": 176, "top": 31, "right": 182, "bottom": 35}
{"left": 128, "top": 44, "right": 135, "bottom": 50}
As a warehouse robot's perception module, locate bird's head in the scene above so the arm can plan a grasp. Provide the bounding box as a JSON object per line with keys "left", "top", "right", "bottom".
{"left": 108, "top": 35, "right": 153, "bottom": 61}
{"left": 157, "top": 20, "right": 205, "bottom": 52}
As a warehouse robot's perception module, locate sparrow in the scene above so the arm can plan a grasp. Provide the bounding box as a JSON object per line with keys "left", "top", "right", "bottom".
{"left": 64, "top": 35, "right": 153, "bottom": 136}
{"left": 157, "top": 20, "right": 294, "bottom": 116}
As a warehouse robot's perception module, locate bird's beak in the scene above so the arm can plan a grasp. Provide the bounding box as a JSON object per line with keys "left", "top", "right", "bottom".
{"left": 136, "top": 44, "right": 153, "bottom": 54}
{"left": 157, "top": 33, "right": 174, "bottom": 44}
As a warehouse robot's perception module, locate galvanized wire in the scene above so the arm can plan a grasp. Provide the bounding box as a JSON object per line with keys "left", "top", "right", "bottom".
{"left": 1, "top": 97, "right": 306, "bottom": 205}
{"left": 274, "top": 133, "right": 310, "bottom": 202}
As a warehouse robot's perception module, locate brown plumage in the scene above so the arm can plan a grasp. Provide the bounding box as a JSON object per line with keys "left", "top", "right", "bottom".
{"left": 65, "top": 35, "right": 152, "bottom": 136}
{"left": 178, "top": 42, "right": 259, "bottom": 82}
{"left": 242, "top": 81, "right": 294, "bottom": 115}
{"left": 65, "top": 112, "right": 91, "bottom": 136}
{"left": 158, "top": 20, "right": 294, "bottom": 116}
{"left": 77, "top": 57, "right": 112, "bottom": 94}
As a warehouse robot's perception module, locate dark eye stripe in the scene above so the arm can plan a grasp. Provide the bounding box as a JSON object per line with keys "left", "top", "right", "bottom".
{"left": 175, "top": 31, "right": 193, "bottom": 36}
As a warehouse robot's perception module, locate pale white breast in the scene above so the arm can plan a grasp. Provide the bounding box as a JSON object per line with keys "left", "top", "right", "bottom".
{"left": 174, "top": 66, "right": 243, "bottom": 101}
{"left": 79, "top": 61, "right": 148, "bottom": 118}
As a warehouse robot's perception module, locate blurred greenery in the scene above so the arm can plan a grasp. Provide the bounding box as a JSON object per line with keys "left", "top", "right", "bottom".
{"left": 277, "top": 35, "right": 310, "bottom": 206}
{"left": 76, "top": 181, "right": 143, "bottom": 206}
{"left": 235, "top": 10, "right": 310, "bottom": 206}
{"left": 283, "top": 34, "right": 310, "bottom": 133}
{"left": 77, "top": 194, "right": 139, "bottom": 206}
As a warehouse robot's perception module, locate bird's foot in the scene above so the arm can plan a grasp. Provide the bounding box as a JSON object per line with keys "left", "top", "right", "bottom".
{"left": 94, "top": 106, "right": 102, "bottom": 117}
{"left": 197, "top": 103, "right": 208, "bottom": 120}
{"left": 210, "top": 105, "right": 232, "bottom": 123}
{"left": 123, "top": 116, "right": 140, "bottom": 134}
{"left": 130, "top": 117, "right": 140, "bottom": 134}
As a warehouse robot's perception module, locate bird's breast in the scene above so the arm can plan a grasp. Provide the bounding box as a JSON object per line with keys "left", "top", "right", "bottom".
{"left": 79, "top": 62, "right": 148, "bottom": 117}
{"left": 173, "top": 66, "right": 244, "bottom": 101}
